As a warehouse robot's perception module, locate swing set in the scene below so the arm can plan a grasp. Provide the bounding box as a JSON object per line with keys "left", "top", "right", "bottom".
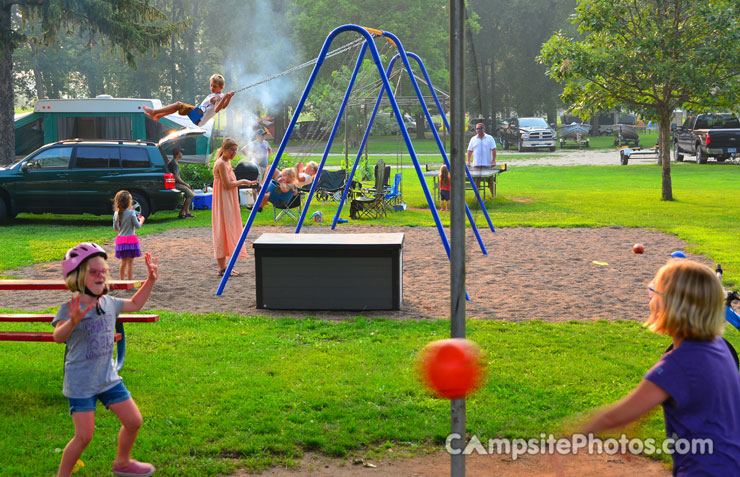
{"left": 216, "top": 24, "right": 496, "bottom": 296}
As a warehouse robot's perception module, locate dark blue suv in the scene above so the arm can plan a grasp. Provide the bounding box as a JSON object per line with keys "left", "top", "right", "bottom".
{"left": 0, "top": 139, "right": 185, "bottom": 222}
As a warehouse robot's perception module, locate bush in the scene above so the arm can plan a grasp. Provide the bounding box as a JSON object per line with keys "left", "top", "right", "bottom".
{"left": 181, "top": 164, "right": 213, "bottom": 190}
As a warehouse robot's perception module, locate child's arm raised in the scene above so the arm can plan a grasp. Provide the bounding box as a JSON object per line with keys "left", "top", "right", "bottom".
{"left": 214, "top": 91, "right": 235, "bottom": 113}
{"left": 53, "top": 295, "right": 94, "bottom": 343}
{"left": 122, "top": 253, "right": 158, "bottom": 312}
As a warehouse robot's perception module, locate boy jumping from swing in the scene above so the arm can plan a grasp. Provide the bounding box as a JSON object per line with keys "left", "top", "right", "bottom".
{"left": 143, "top": 74, "right": 235, "bottom": 126}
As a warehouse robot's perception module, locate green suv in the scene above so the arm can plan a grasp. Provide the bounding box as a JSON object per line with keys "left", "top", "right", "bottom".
{"left": 0, "top": 139, "right": 185, "bottom": 223}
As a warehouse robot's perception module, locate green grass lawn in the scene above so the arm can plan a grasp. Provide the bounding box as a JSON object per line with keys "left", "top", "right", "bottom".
{"left": 1, "top": 160, "right": 739, "bottom": 474}
{"left": 3, "top": 315, "right": 723, "bottom": 475}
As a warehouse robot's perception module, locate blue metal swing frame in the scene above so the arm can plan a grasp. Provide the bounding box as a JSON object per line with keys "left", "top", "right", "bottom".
{"left": 216, "top": 24, "right": 495, "bottom": 296}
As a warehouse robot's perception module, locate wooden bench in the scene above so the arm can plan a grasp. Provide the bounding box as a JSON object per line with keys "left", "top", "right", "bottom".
{"left": 0, "top": 279, "right": 156, "bottom": 371}
{"left": 0, "top": 279, "right": 142, "bottom": 290}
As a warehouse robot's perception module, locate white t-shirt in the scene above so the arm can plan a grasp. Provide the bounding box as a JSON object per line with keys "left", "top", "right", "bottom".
{"left": 196, "top": 92, "right": 224, "bottom": 125}
{"left": 297, "top": 172, "right": 313, "bottom": 187}
{"left": 467, "top": 134, "right": 497, "bottom": 166}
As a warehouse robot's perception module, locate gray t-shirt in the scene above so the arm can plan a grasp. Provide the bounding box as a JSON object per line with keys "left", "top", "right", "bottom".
{"left": 113, "top": 208, "right": 141, "bottom": 237}
{"left": 52, "top": 295, "right": 125, "bottom": 398}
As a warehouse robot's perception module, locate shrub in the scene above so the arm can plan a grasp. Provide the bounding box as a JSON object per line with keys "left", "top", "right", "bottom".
{"left": 181, "top": 164, "right": 213, "bottom": 190}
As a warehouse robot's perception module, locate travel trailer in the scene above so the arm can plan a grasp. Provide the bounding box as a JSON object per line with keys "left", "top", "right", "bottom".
{"left": 14, "top": 95, "right": 214, "bottom": 164}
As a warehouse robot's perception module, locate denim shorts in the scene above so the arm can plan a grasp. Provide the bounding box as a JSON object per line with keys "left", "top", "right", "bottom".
{"left": 67, "top": 381, "right": 131, "bottom": 414}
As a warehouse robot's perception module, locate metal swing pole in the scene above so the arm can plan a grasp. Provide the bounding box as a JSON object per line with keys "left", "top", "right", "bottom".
{"left": 450, "top": 0, "right": 467, "bottom": 475}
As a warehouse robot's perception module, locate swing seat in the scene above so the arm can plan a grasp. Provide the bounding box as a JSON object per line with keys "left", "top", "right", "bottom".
{"left": 187, "top": 108, "right": 204, "bottom": 125}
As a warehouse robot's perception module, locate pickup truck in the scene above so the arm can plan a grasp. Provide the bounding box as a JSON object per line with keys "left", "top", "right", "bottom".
{"left": 498, "top": 117, "right": 557, "bottom": 152}
{"left": 673, "top": 114, "right": 740, "bottom": 163}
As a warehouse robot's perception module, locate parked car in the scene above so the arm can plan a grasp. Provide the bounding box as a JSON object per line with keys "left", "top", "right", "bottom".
{"left": 673, "top": 113, "right": 740, "bottom": 163}
{"left": 498, "top": 117, "right": 557, "bottom": 152}
{"left": 0, "top": 131, "right": 201, "bottom": 223}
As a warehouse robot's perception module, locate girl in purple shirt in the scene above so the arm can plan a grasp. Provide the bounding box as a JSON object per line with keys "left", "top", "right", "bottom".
{"left": 581, "top": 259, "right": 740, "bottom": 476}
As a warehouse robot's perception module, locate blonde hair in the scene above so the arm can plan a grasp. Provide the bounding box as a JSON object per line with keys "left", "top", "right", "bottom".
{"left": 114, "top": 190, "right": 132, "bottom": 228}
{"left": 217, "top": 137, "right": 238, "bottom": 161}
{"left": 210, "top": 74, "right": 225, "bottom": 87}
{"left": 64, "top": 257, "right": 109, "bottom": 294}
{"left": 646, "top": 260, "right": 725, "bottom": 340}
{"left": 305, "top": 162, "right": 319, "bottom": 175}
{"left": 439, "top": 164, "right": 450, "bottom": 188}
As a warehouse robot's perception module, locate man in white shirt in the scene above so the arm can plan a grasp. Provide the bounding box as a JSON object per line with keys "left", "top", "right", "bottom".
{"left": 240, "top": 129, "right": 272, "bottom": 183}
{"left": 467, "top": 122, "right": 497, "bottom": 196}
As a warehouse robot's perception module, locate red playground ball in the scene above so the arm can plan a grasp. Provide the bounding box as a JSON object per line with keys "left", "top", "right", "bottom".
{"left": 633, "top": 243, "right": 645, "bottom": 254}
{"left": 417, "top": 339, "right": 485, "bottom": 399}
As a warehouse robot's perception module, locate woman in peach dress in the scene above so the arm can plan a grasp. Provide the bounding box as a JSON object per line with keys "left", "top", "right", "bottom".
{"left": 212, "top": 137, "right": 258, "bottom": 276}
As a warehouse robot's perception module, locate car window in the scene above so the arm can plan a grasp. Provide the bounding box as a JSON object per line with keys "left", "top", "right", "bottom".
{"left": 25, "top": 147, "right": 73, "bottom": 170}
{"left": 121, "top": 147, "right": 151, "bottom": 168}
{"left": 75, "top": 146, "right": 120, "bottom": 169}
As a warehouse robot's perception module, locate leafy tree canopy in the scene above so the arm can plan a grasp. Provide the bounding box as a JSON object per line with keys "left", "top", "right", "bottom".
{"left": 539, "top": 0, "right": 740, "bottom": 200}
{"left": 540, "top": 0, "right": 740, "bottom": 120}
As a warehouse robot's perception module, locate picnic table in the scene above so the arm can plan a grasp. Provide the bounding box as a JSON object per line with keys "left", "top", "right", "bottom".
{"left": 422, "top": 164, "right": 506, "bottom": 202}
{"left": 0, "top": 279, "right": 157, "bottom": 370}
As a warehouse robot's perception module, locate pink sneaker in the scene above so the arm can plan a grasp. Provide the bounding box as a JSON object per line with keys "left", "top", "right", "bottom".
{"left": 112, "top": 460, "right": 155, "bottom": 476}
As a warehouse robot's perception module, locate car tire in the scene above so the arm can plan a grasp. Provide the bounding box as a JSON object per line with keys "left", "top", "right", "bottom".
{"left": 130, "top": 192, "right": 151, "bottom": 218}
{"left": 0, "top": 198, "right": 7, "bottom": 224}
{"left": 698, "top": 147, "right": 708, "bottom": 164}
{"left": 549, "top": 146, "right": 556, "bottom": 152}
{"left": 673, "top": 142, "right": 684, "bottom": 162}
{"left": 517, "top": 140, "right": 523, "bottom": 152}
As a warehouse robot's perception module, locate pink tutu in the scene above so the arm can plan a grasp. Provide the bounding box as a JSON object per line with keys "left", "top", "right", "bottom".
{"left": 115, "top": 235, "right": 141, "bottom": 259}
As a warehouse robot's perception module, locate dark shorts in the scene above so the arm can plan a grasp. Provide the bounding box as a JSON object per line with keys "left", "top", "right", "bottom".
{"left": 67, "top": 381, "right": 131, "bottom": 414}
{"left": 440, "top": 189, "right": 450, "bottom": 201}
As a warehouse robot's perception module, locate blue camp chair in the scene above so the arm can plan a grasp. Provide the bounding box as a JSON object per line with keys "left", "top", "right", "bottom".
{"left": 383, "top": 172, "right": 403, "bottom": 211}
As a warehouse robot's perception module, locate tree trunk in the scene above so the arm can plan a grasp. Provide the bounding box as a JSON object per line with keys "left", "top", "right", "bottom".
{"left": 488, "top": 56, "right": 495, "bottom": 123}
{"left": 33, "top": 57, "right": 45, "bottom": 99}
{"left": 659, "top": 109, "right": 673, "bottom": 201}
{"left": 0, "top": 4, "right": 15, "bottom": 165}
{"left": 186, "top": 3, "right": 198, "bottom": 102}
{"left": 415, "top": 111, "right": 425, "bottom": 140}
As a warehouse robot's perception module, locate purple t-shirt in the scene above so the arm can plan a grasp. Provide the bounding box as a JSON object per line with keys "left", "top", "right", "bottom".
{"left": 645, "top": 338, "right": 740, "bottom": 476}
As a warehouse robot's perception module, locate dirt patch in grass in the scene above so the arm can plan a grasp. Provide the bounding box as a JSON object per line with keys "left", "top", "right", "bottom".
{"left": 5, "top": 225, "right": 706, "bottom": 322}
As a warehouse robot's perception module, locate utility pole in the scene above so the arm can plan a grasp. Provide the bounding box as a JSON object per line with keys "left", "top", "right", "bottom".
{"left": 449, "top": 0, "right": 466, "bottom": 476}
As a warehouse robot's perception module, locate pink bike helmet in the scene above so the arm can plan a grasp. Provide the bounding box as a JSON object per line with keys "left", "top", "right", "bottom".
{"left": 62, "top": 243, "right": 108, "bottom": 278}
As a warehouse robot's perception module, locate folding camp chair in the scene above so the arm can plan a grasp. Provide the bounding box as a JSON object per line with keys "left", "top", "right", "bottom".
{"left": 272, "top": 190, "right": 302, "bottom": 222}
{"left": 312, "top": 169, "right": 350, "bottom": 203}
{"left": 383, "top": 172, "right": 403, "bottom": 211}
{"left": 350, "top": 161, "right": 389, "bottom": 220}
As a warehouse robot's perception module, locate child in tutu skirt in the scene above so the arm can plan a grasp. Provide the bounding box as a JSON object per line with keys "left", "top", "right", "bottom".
{"left": 113, "top": 190, "right": 145, "bottom": 280}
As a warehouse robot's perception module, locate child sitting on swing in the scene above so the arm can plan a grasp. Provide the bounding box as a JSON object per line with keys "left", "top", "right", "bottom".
{"left": 143, "top": 74, "right": 234, "bottom": 126}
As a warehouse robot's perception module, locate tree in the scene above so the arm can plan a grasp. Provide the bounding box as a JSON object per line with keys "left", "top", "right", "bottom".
{"left": 1, "top": 0, "right": 181, "bottom": 165}
{"left": 540, "top": 0, "right": 740, "bottom": 200}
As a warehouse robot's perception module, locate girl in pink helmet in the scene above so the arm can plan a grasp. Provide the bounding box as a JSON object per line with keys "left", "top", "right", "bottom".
{"left": 53, "top": 243, "right": 159, "bottom": 477}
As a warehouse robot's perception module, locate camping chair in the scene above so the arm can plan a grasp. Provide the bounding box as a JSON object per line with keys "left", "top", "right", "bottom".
{"left": 311, "top": 169, "right": 350, "bottom": 203}
{"left": 350, "top": 162, "right": 389, "bottom": 220}
{"left": 272, "top": 190, "right": 302, "bottom": 222}
{"left": 383, "top": 172, "right": 403, "bottom": 211}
